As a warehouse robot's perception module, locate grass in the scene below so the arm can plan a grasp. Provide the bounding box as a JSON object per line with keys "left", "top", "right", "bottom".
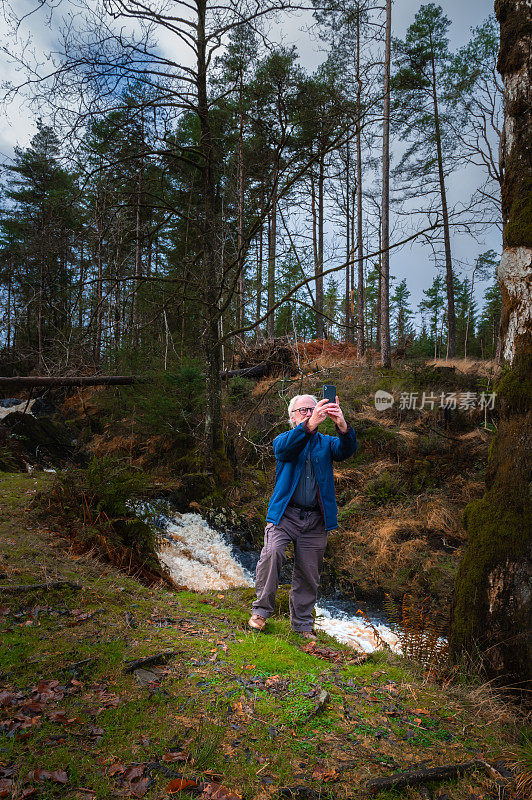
{"left": 0, "top": 470, "right": 528, "bottom": 800}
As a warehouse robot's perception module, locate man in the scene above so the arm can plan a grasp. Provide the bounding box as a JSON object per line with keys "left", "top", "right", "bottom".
{"left": 249, "top": 394, "right": 357, "bottom": 639}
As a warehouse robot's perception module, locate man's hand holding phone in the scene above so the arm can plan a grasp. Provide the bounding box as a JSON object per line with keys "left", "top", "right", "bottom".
{"left": 326, "top": 396, "right": 348, "bottom": 433}
{"left": 321, "top": 384, "right": 348, "bottom": 433}
{"left": 306, "top": 399, "right": 334, "bottom": 432}
{"left": 306, "top": 388, "right": 348, "bottom": 434}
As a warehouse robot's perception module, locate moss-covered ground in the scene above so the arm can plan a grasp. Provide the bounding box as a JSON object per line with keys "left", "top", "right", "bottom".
{"left": 1, "top": 472, "right": 528, "bottom": 800}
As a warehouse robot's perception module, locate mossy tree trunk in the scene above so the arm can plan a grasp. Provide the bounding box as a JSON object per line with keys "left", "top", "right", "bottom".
{"left": 450, "top": 0, "right": 532, "bottom": 688}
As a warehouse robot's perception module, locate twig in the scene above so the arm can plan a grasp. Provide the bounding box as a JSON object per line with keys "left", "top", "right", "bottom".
{"left": 365, "top": 759, "right": 492, "bottom": 796}
{"left": 0, "top": 580, "right": 82, "bottom": 593}
{"left": 123, "top": 650, "right": 178, "bottom": 673}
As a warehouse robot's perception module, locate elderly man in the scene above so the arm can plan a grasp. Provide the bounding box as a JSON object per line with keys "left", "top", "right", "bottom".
{"left": 249, "top": 394, "right": 357, "bottom": 639}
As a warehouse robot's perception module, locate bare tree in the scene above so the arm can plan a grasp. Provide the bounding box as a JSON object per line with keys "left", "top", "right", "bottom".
{"left": 379, "top": 0, "right": 391, "bottom": 368}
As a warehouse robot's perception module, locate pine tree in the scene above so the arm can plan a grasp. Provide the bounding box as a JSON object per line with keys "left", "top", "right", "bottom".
{"left": 392, "top": 3, "right": 459, "bottom": 356}
{"left": 477, "top": 282, "right": 502, "bottom": 359}
{"left": 419, "top": 274, "right": 446, "bottom": 359}
{"left": 390, "top": 278, "right": 414, "bottom": 347}
{"left": 0, "top": 119, "right": 80, "bottom": 371}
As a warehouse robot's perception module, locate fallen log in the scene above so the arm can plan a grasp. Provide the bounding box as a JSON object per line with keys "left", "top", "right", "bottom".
{"left": 123, "top": 650, "right": 178, "bottom": 673}
{"left": 220, "top": 363, "right": 272, "bottom": 379}
{"left": 0, "top": 580, "right": 82, "bottom": 593}
{"left": 365, "top": 760, "right": 483, "bottom": 796}
{"left": 0, "top": 376, "right": 144, "bottom": 387}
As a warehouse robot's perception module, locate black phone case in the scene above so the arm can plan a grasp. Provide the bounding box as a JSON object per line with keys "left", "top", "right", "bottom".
{"left": 323, "top": 385, "right": 336, "bottom": 403}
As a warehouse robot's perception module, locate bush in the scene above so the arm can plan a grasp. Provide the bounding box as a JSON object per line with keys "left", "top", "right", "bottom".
{"left": 44, "top": 456, "right": 163, "bottom": 581}
{"left": 91, "top": 362, "right": 205, "bottom": 436}
{"left": 227, "top": 377, "right": 254, "bottom": 401}
{"left": 365, "top": 471, "right": 406, "bottom": 505}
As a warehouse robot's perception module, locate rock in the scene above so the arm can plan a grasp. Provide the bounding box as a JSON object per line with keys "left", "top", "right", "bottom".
{"left": 134, "top": 668, "right": 162, "bottom": 686}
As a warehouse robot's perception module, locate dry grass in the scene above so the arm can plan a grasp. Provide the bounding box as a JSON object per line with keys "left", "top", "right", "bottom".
{"left": 426, "top": 357, "right": 502, "bottom": 377}
{"left": 332, "top": 466, "right": 365, "bottom": 486}
{"left": 357, "top": 405, "right": 398, "bottom": 427}
{"left": 395, "top": 427, "right": 418, "bottom": 443}
{"left": 89, "top": 431, "right": 140, "bottom": 457}
{"left": 370, "top": 516, "right": 427, "bottom": 572}
{"left": 358, "top": 457, "right": 398, "bottom": 479}
{"left": 417, "top": 496, "right": 466, "bottom": 540}
{"left": 442, "top": 475, "right": 486, "bottom": 504}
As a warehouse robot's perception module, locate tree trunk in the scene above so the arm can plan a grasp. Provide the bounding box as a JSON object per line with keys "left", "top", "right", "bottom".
{"left": 6, "top": 273, "right": 12, "bottom": 353}
{"left": 379, "top": 0, "right": 392, "bottom": 368}
{"left": 196, "top": 0, "right": 231, "bottom": 478}
{"left": 450, "top": 0, "right": 532, "bottom": 689}
{"left": 267, "top": 194, "right": 276, "bottom": 339}
{"left": 356, "top": 9, "right": 365, "bottom": 358}
{"left": 430, "top": 45, "right": 456, "bottom": 358}
{"left": 345, "top": 139, "right": 351, "bottom": 339}
{"left": 256, "top": 213, "right": 263, "bottom": 334}
{"left": 236, "top": 89, "right": 245, "bottom": 332}
{"left": 316, "top": 152, "right": 325, "bottom": 339}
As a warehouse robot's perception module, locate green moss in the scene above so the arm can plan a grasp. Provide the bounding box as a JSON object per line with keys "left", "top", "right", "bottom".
{"left": 495, "top": 352, "right": 532, "bottom": 414}
{"left": 365, "top": 471, "right": 406, "bottom": 505}
{"left": 450, "top": 393, "right": 532, "bottom": 682}
{"left": 504, "top": 178, "right": 532, "bottom": 247}
{"left": 451, "top": 495, "right": 530, "bottom": 646}
{"left": 359, "top": 425, "right": 397, "bottom": 442}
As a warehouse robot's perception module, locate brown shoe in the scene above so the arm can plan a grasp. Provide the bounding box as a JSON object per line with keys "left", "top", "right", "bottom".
{"left": 248, "top": 614, "right": 266, "bottom": 631}
{"left": 298, "top": 630, "right": 318, "bottom": 641}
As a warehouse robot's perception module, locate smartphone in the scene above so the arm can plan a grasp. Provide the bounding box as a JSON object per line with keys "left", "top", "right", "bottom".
{"left": 323, "top": 384, "right": 336, "bottom": 404}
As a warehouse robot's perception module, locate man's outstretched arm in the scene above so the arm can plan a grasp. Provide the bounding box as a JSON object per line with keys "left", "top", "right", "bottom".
{"left": 329, "top": 423, "right": 358, "bottom": 461}
{"left": 273, "top": 422, "right": 314, "bottom": 462}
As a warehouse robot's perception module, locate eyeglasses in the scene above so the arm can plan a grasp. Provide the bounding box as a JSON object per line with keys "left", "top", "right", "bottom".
{"left": 292, "top": 406, "right": 315, "bottom": 416}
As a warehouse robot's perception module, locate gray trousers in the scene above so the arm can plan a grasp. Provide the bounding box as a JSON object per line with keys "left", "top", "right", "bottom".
{"left": 252, "top": 506, "right": 327, "bottom": 631}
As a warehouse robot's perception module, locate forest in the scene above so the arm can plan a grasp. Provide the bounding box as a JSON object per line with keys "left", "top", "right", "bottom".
{"left": 0, "top": 1, "right": 531, "bottom": 799}
{"left": 1, "top": 3, "right": 503, "bottom": 383}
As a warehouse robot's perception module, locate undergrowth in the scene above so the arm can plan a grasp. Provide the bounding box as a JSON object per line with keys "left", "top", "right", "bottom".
{"left": 36, "top": 456, "right": 164, "bottom": 583}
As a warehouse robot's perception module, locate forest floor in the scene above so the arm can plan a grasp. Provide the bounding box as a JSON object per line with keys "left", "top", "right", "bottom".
{"left": 1, "top": 471, "right": 529, "bottom": 800}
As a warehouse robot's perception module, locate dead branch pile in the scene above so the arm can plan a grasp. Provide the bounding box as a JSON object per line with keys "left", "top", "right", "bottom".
{"left": 296, "top": 339, "right": 359, "bottom": 360}
{"left": 228, "top": 338, "right": 298, "bottom": 379}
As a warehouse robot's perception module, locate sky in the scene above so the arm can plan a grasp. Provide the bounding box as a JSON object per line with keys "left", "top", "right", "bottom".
{"left": 0, "top": 0, "right": 500, "bottom": 331}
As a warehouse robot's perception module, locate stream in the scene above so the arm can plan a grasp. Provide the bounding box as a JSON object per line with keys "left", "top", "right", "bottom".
{"left": 142, "top": 502, "right": 401, "bottom": 655}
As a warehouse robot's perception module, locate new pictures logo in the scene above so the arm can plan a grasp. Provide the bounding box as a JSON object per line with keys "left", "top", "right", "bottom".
{"left": 374, "top": 390, "right": 395, "bottom": 411}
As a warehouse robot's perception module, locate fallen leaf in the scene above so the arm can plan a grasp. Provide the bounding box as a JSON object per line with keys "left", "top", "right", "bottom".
{"left": 0, "top": 692, "right": 15, "bottom": 706}
{"left": 50, "top": 770, "right": 68, "bottom": 784}
{"left": 311, "top": 768, "right": 339, "bottom": 783}
{"left": 130, "top": 777, "right": 149, "bottom": 797}
{"left": 108, "top": 763, "right": 126, "bottom": 776}
{"left": 412, "top": 708, "right": 429, "bottom": 715}
{"left": 27, "top": 768, "right": 68, "bottom": 784}
{"left": 0, "top": 778, "right": 12, "bottom": 798}
{"left": 124, "top": 765, "right": 144, "bottom": 781}
{"left": 162, "top": 752, "right": 189, "bottom": 763}
{"left": 200, "top": 782, "right": 241, "bottom": 800}
{"left": 166, "top": 778, "right": 198, "bottom": 793}
{"left": 21, "top": 788, "right": 37, "bottom": 798}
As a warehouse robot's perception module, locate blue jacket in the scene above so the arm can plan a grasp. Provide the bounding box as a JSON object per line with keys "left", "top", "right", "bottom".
{"left": 266, "top": 421, "right": 358, "bottom": 531}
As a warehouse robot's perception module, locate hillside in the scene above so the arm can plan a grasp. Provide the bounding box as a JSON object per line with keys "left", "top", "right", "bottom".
{"left": 0, "top": 470, "right": 529, "bottom": 800}
{"left": 26, "top": 352, "right": 498, "bottom": 615}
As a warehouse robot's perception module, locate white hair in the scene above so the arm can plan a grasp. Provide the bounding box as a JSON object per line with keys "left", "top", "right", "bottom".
{"left": 287, "top": 394, "right": 318, "bottom": 427}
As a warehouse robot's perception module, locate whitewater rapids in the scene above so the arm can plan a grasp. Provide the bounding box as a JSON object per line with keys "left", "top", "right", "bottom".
{"left": 156, "top": 510, "right": 400, "bottom": 653}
